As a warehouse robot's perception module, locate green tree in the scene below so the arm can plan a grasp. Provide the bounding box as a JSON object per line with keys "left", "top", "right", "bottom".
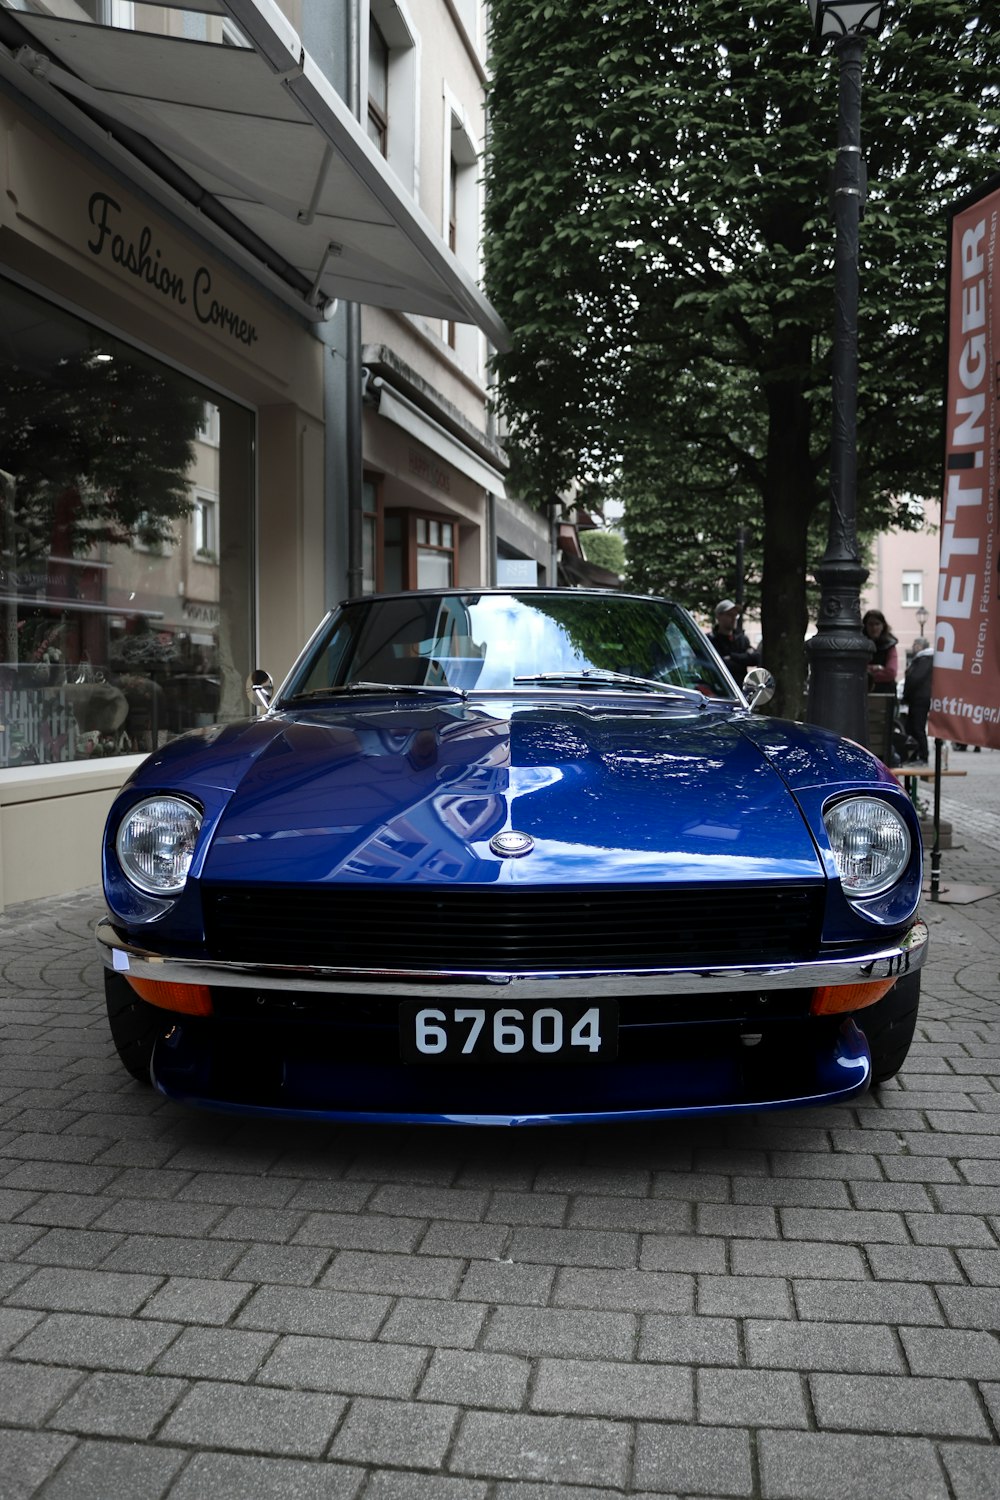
{"left": 581, "top": 528, "right": 626, "bottom": 575}
{"left": 485, "top": 1, "right": 1000, "bottom": 717}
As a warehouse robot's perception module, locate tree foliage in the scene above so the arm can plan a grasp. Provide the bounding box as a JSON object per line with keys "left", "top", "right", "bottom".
{"left": 581, "top": 528, "right": 626, "bottom": 574}
{"left": 485, "top": 1, "right": 1000, "bottom": 715}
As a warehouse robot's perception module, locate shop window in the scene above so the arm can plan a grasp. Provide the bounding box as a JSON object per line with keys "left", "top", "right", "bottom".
{"left": 0, "top": 277, "right": 254, "bottom": 769}
{"left": 383, "top": 509, "right": 457, "bottom": 591}
{"left": 901, "top": 571, "right": 923, "bottom": 607}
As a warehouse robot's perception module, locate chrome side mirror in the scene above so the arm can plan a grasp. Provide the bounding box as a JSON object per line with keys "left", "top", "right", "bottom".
{"left": 245, "top": 669, "right": 273, "bottom": 711}
{"left": 743, "top": 666, "right": 775, "bottom": 711}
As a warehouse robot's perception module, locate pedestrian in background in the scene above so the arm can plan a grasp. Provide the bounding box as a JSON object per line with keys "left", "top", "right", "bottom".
{"left": 903, "top": 637, "right": 933, "bottom": 763}
{"left": 708, "top": 599, "right": 760, "bottom": 688}
{"left": 863, "top": 609, "right": 898, "bottom": 694}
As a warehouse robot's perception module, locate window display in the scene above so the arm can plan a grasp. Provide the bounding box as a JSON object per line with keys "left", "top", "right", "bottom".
{"left": 0, "top": 278, "right": 254, "bottom": 769}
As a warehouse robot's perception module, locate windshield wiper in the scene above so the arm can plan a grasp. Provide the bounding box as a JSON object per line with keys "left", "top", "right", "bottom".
{"left": 288, "top": 681, "right": 466, "bottom": 702}
{"left": 513, "top": 670, "right": 707, "bottom": 704}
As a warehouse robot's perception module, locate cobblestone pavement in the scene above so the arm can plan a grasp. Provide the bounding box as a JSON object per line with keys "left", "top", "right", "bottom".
{"left": 1, "top": 754, "right": 999, "bottom": 1499}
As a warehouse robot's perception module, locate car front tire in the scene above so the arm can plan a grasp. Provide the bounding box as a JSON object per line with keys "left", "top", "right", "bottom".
{"left": 860, "top": 971, "right": 921, "bottom": 1084}
{"left": 104, "top": 970, "right": 161, "bottom": 1084}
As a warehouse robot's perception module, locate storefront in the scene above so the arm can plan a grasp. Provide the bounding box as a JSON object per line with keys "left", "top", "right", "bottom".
{"left": 0, "top": 0, "right": 505, "bottom": 909}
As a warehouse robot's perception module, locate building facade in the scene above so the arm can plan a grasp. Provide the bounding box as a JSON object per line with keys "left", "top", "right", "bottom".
{"left": 0, "top": 0, "right": 532, "bottom": 909}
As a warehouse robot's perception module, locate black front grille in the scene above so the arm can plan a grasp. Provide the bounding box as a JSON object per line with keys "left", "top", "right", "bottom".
{"left": 201, "top": 882, "right": 825, "bottom": 972}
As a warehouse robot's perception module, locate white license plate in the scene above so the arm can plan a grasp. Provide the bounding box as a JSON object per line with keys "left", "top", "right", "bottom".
{"left": 399, "top": 1001, "right": 618, "bottom": 1063}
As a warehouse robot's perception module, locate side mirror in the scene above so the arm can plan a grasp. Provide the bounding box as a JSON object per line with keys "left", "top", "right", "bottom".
{"left": 245, "top": 669, "right": 273, "bottom": 711}
{"left": 743, "top": 666, "right": 775, "bottom": 711}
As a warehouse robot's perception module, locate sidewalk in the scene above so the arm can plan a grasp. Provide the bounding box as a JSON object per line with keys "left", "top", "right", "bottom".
{"left": 0, "top": 757, "right": 998, "bottom": 1499}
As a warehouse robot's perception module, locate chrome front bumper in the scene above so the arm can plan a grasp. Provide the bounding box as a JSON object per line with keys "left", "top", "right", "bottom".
{"left": 97, "top": 917, "right": 928, "bottom": 1002}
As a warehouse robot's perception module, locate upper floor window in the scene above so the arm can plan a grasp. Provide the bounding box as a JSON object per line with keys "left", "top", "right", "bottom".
{"left": 901, "top": 571, "right": 923, "bottom": 607}
{"left": 368, "top": 18, "right": 389, "bottom": 156}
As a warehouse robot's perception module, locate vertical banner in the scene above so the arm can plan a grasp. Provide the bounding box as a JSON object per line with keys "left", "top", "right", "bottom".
{"left": 929, "top": 178, "right": 1000, "bottom": 748}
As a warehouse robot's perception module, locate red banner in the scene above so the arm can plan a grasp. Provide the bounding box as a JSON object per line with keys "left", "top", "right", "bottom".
{"left": 929, "top": 179, "right": 1000, "bottom": 749}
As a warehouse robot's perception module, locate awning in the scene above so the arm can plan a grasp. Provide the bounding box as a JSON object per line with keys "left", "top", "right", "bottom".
{"left": 0, "top": 0, "right": 508, "bottom": 347}
{"left": 370, "top": 379, "right": 507, "bottom": 499}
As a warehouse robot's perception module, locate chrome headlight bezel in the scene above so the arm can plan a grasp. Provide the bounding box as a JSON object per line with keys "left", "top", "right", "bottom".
{"left": 823, "top": 794, "right": 913, "bottom": 901}
{"left": 115, "top": 795, "right": 203, "bottom": 897}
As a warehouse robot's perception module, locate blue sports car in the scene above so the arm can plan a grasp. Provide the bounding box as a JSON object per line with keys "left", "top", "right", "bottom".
{"left": 97, "top": 588, "right": 927, "bottom": 1125}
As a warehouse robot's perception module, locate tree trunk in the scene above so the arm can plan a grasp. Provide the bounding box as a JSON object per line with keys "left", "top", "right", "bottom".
{"left": 760, "top": 376, "right": 816, "bottom": 722}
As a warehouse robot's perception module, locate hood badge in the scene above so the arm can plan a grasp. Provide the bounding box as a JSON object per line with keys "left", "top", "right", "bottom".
{"left": 490, "top": 830, "right": 535, "bottom": 859}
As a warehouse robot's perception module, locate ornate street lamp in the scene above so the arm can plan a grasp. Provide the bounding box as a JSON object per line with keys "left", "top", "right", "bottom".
{"left": 804, "top": 0, "right": 885, "bottom": 743}
{"left": 915, "top": 603, "right": 929, "bottom": 638}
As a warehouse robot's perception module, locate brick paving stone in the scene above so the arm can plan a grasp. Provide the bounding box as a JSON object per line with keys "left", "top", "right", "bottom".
{"left": 417, "top": 1221, "right": 510, "bottom": 1258}
{"left": 651, "top": 1170, "right": 730, "bottom": 1202}
{"left": 639, "top": 1312, "right": 740, "bottom": 1366}
{"left": 417, "top": 1348, "right": 529, "bottom": 1410}
{"left": 161, "top": 1380, "right": 347, "bottom": 1457}
{"left": 457, "top": 1260, "right": 555, "bottom": 1306}
{"left": 139, "top": 1277, "right": 254, "bottom": 1326}
{"left": 697, "top": 1367, "right": 809, "bottom": 1428}
{"left": 0, "top": 1305, "right": 43, "bottom": 1354}
{"left": 792, "top": 1278, "right": 944, "bottom": 1325}
{"left": 486, "top": 1191, "right": 567, "bottom": 1226}
{"left": 11, "top": 1311, "right": 180, "bottom": 1372}
{"left": 365, "top": 1475, "right": 487, "bottom": 1500}
{"left": 745, "top": 1318, "right": 905, "bottom": 1374}
{"left": 531, "top": 1355, "right": 693, "bottom": 1420}
{"left": 291, "top": 1212, "right": 425, "bottom": 1253}
{"left": 33, "top": 1437, "right": 188, "bottom": 1500}
{"left": 378, "top": 1296, "right": 486, "bottom": 1349}
{"left": 167, "top": 1452, "right": 364, "bottom": 1499}
{"left": 258, "top": 1333, "right": 424, "bottom": 1396}
{"left": 640, "top": 1234, "right": 726, "bottom": 1274}
{"left": 329, "top": 1396, "right": 457, "bottom": 1468}
{"left": 730, "top": 1239, "right": 866, "bottom": 1279}
{"left": 7, "top": 1266, "right": 162, "bottom": 1316}
{"left": 235, "top": 1285, "right": 390, "bottom": 1339}
{"left": 697, "top": 1274, "right": 795, "bottom": 1319}
{"left": 901, "top": 1326, "right": 1000, "bottom": 1380}
{"left": 507, "top": 1225, "right": 638, "bottom": 1268}
{"left": 941, "top": 1443, "right": 1000, "bottom": 1500}
{"left": 484, "top": 1304, "right": 636, "bottom": 1359}
{"left": 866, "top": 1243, "right": 965, "bottom": 1282}
{"left": 957, "top": 1248, "right": 1000, "bottom": 1284}
{"left": 568, "top": 1194, "right": 691, "bottom": 1233}
{"left": 449, "top": 1410, "right": 630, "bottom": 1488}
{"left": 0, "top": 1428, "right": 75, "bottom": 1500}
{"left": 228, "top": 1243, "right": 330, "bottom": 1286}
{"left": 153, "top": 1326, "right": 277, "bottom": 1381}
{"left": 758, "top": 1430, "right": 948, "bottom": 1500}
{"left": 16, "top": 1226, "right": 124, "bottom": 1269}
{"left": 48, "top": 1370, "right": 186, "bottom": 1439}
{"left": 0, "top": 1359, "right": 83, "bottom": 1424}
{"left": 810, "top": 1372, "right": 990, "bottom": 1438}
{"left": 320, "top": 1250, "right": 464, "bottom": 1299}
{"left": 934, "top": 1286, "right": 1000, "bottom": 1329}
{"left": 552, "top": 1266, "right": 693, "bottom": 1314}
{"left": 731, "top": 1175, "right": 850, "bottom": 1209}
{"left": 632, "top": 1422, "right": 753, "bottom": 1497}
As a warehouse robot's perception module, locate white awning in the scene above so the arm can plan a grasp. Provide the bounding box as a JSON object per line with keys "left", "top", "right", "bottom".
{"left": 372, "top": 381, "right": 507, "bottom": 499}
{"left": 0, "top": 0, "right": 508, "bottom": 347}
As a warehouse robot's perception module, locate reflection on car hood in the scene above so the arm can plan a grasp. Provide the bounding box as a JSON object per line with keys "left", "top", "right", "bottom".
{"left": 170, "top": 699, "right": 840, "bottom": 887}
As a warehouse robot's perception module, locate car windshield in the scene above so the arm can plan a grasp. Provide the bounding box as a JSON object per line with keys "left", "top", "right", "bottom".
{"left": 282, "top": 591, "right": 739, "bottom": 702}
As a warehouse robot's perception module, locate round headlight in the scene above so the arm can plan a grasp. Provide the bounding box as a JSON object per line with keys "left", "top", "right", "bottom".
{"left": 824, "top": 796, "right": 912, "bottom": 898}
{"left": 116, "top": 797, "right": 202, "bottom": 896}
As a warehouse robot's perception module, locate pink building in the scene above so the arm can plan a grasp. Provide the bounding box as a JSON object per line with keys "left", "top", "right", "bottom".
{"left": 861, "top": 503, "right": 939, "bottom": 661}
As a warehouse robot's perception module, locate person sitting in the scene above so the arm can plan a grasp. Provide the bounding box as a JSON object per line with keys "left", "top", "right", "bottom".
{"left": 863, "top": 610, "right": 898, "bottom": 694}
{"left": 708, "top": 600, "right": 760, "bottom": 688}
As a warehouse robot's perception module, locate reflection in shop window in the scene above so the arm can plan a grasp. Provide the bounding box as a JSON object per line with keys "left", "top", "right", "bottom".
{"left": 0, "top": 278, "right": 254, "bottom": 769}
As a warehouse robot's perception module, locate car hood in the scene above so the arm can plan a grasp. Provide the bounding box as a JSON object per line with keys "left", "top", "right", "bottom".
{"left": 179, "top": 699, "right": 831, "bottom": 887}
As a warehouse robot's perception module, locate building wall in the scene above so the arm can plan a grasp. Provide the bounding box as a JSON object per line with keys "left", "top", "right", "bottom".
{"left": 862, "top": 504, "right": 940, "bottom": 660}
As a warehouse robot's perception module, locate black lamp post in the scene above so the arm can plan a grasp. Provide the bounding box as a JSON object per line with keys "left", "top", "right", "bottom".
{"left": 805, "top": 0, "right": 885, "bottom": 743}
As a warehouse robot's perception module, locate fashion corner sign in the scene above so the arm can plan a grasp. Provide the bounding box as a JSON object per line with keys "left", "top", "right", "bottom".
{"left": 929, "top": 178, "right": 1000, "bottom": 751}
{"left": 86, "top": 192, "right": 259, "bottom": 350}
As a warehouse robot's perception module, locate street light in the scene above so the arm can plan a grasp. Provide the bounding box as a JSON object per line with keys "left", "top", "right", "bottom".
{"left": 804, "top": 0, "right": 885, "bottom": 744}
{"left": 916, "top": 604, "right": 929, "bottom": 638}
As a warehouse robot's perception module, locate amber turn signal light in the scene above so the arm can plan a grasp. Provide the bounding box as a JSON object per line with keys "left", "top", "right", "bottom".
{"left": 810, "top": 977, "right": 897, "bottom": 1015}
{"left": 126, "top": 977, "right": 213, "bottom": 1015}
